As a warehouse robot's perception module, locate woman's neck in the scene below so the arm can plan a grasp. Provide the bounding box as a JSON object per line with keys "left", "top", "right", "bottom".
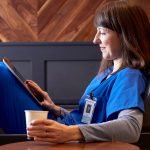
{"left": 112, "top": 58, "right": 123, "bottom": 74}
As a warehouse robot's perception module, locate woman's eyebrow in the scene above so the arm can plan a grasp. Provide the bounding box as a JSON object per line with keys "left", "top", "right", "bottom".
{"left": 97, "top": 27, "right": 108, "bottom": 32}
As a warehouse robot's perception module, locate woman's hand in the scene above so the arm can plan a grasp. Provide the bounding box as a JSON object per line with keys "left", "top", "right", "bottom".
{"left": 27, "top": 119, "right": 83, "bottom": 143}
{"left": 25, "top": 80, "right": 61, "bottom": 115}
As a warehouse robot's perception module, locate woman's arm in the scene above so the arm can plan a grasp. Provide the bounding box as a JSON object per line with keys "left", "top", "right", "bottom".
{"left": 78, "top": 109, "right": 143, "bottom": 143}
{"left": 28, "top": 109, "right": 143, "bottom": 143}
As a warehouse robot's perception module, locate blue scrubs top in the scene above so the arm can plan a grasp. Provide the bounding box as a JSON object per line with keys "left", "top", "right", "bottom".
{"left": 65, "top": 67, "right": 146, "bottom": 125}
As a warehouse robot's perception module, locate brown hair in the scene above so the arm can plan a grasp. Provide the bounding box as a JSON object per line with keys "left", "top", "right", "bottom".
{"left": 94, "top": 0, "right": 150, "bottom": 76}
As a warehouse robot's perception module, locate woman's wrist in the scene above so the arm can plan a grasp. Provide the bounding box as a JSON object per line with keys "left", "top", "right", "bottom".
{"left": 43, "top": 103, "right": 61, "bottom": 117}
{"left": 67, "top": 125, "right": 84, "bottom": 142}
{"left": 53, "top": 105, "right": 61, "bottom": 116}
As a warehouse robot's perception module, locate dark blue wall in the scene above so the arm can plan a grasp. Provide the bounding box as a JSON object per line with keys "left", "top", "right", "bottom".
{"left": 0, "top": 42, "right": 101, "bottom": 109}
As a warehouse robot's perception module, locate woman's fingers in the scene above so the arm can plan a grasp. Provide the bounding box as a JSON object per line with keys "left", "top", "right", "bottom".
{"left": 27, "top": 120, "right": 69, "bottom": 143}
{"left": 25, "top": 81, "right": 55, "bottom": 109}
{"left": 30, "top": 119, "right": 54, "bottom": 125}
{"left": 27, "top": 119, "right": 56, "bottom": 132}
{"left": 25, "top": 80, "right": 45, "bottom": 98}
{"left": 25, "top": 80, "right": 39, "bottom": 88}
{"left": 27, "top": 120, "right": 61, "bottom": 141}
{"left": 26, "top": 80, "right": 42, "bottom": 91}
{"left": 28, "top": 130, "right": 54, "bottom": 138}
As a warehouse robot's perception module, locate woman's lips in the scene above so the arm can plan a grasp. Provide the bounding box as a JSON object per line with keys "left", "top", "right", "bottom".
{"left": 100, "top": 47, "right": 105, "bottom": 51}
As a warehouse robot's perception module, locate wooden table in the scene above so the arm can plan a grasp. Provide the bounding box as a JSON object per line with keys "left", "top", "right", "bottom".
{"left": 0, "top": 141, "right": 140, "bottom": 150}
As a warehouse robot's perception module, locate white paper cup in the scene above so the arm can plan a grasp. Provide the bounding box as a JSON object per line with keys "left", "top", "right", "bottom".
{"left": 25, "top": 110, "right": 48, "bottom": 139}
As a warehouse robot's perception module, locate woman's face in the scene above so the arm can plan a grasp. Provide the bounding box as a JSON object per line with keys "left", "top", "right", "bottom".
{"left": 93, "top": 27, "right": 122, "bottom": 61}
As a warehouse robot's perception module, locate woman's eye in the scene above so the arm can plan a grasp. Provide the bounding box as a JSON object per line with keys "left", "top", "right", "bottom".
{"left": 100, "top": 32, "right": 106, "bottom": 35}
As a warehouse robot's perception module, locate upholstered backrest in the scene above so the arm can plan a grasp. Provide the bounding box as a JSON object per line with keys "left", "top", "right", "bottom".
{"left": 143, "top": 78, "right": 150, "bottom": 131}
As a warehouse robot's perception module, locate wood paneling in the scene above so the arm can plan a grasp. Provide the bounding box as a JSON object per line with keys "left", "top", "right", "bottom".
{"left": 0, "top": 0, "right": 149, "bottom": 42}
{"left": 0, "top": 0, "right": 37, "bottom": 41}
{"left": 129, "top": 0, "right": 150, "bottom": 20}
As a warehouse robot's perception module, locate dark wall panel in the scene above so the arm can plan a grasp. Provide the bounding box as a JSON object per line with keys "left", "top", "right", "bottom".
{"left": 0, "top": 42, "right": 101, "bottom": 109}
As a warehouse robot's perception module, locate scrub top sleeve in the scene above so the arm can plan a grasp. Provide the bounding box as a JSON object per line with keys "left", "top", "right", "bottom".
{"left": 106, "top": 70, "right": 146, "bottom": 119}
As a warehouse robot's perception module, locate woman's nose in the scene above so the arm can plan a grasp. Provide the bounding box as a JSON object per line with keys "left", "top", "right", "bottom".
{"left": 93, "top": 33, "right": 101, "bottom": 44}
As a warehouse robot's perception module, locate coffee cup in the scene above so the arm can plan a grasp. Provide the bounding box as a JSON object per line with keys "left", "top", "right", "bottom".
{"left": 24, "top": 110, "right": 48, "bottom": 139}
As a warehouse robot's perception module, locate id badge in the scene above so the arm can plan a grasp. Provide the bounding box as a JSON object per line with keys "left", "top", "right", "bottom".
{"left": 81, "top": 97, "right": 96, "bottom": 124}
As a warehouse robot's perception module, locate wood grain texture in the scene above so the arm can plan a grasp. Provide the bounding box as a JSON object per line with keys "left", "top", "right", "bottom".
{"left": 0, "top": 0, "right": 37, "bottom": 41}
{"left": 129, "top": 0, "right": 150, "bottom": 20}
{"left": 0, "top": 0, "right": 149, "bottom": 42}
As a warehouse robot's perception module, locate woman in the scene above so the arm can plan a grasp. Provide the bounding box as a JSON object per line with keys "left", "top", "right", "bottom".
{"left": 0, "top": 0, "right": 150, "bottom": 143}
